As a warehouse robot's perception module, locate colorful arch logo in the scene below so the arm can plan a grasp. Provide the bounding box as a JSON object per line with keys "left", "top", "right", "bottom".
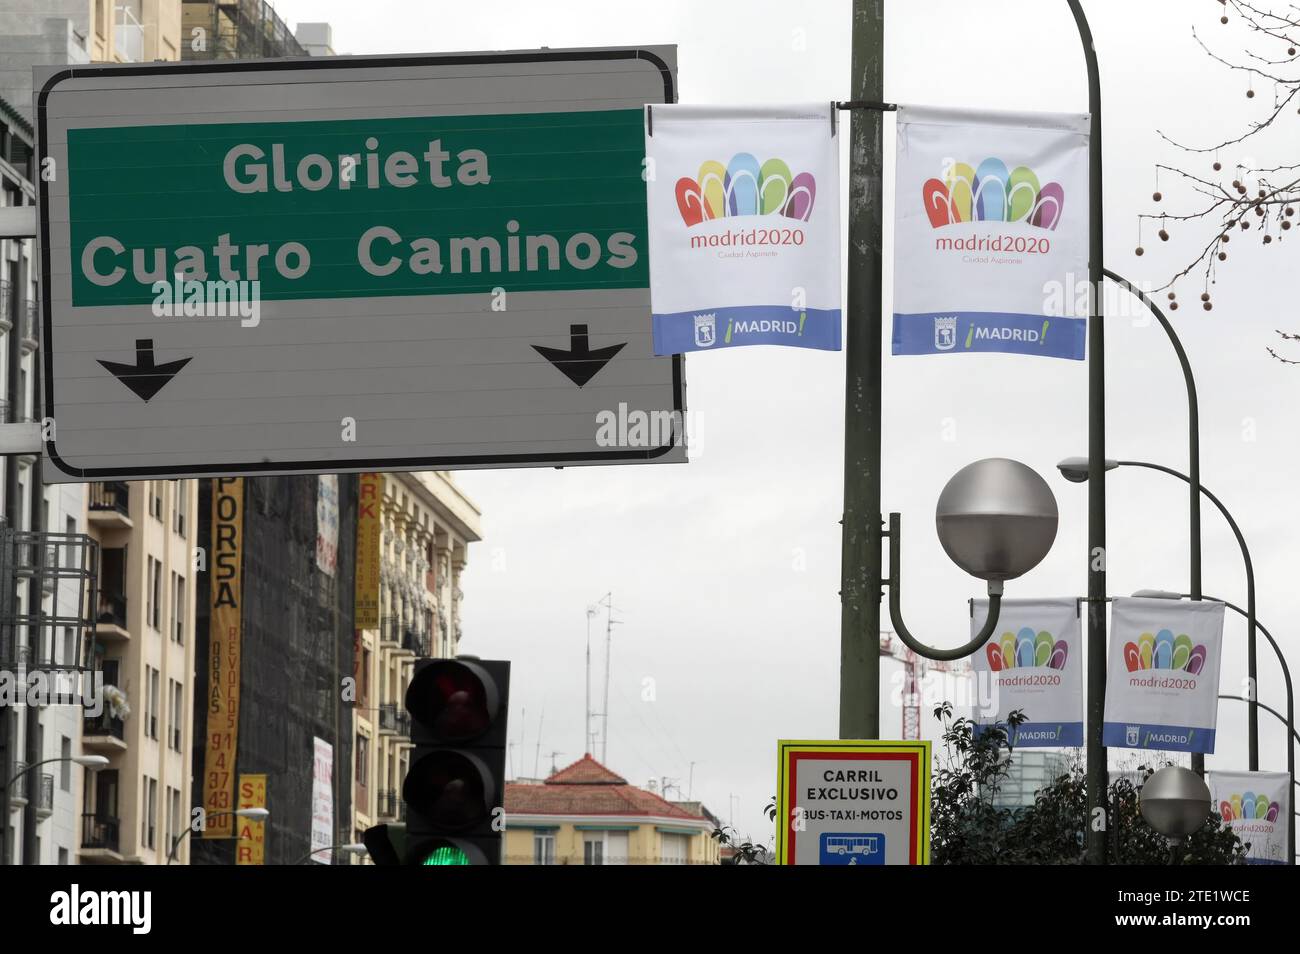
{"left": 922, "top": 159, "right": 1065, "bottom": 230}
{"left": 985, "top": 627, "right": 1068, "bottom": 671}
{"left": 675, "top": 154, "right": 816, "bottom": 226}
{"left": 1122, "top": 629, "right": 1207, "bottom": 674}
{"left": 1219, "top": 792, "right": 1281, "bottom": 823}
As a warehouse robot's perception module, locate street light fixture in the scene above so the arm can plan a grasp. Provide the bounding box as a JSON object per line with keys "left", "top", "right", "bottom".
{"left": 1058, "top": 456, "right": 1261, "bottom": 778}
{"left": 887, "top": 458, "right": 1059, "bottom": 661}
{"left": 1140, "top": 765, "right": 1212, "bottom": 865}
{"left": 166, "top": 807, "right": 271, "bottom": 864}
{"left": 293, "top": 842, "right": 368, "bottom": 865}
{"left": 2, "top": 754, "right": 109, "bottom": 798}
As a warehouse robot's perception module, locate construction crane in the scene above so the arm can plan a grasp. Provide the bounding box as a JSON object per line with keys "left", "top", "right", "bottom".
{"left": 879, "top": 630, "right": 969, "bottom": 740}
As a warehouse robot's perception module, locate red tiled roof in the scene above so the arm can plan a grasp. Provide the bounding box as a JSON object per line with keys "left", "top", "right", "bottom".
{"left": 505, "top": 754, "right": 705, "bottom": 821}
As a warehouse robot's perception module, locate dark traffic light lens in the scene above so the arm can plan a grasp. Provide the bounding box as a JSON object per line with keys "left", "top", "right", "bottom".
{"left": 406, "top": 661, "right": 499, "bottom": 742}
{"left": 404, "top": 750, "right": 492, "bottom": 829}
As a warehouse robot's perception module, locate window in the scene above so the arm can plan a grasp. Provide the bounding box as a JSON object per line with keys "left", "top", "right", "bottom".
{"left": 356, "top": 733, "right": 369, "bottom": 782}
{"left": 168, "top": 679, "right": 183, "bottom": 752}
{"left": 142, "top": 777, "right": 157, "bottom": 850}
{"left": 58, "top": 848, "right": 68, "bottom": 865}
{"left": 173, "top": 481, "right": 187, "bottom": 536}
{"left": 533, "top": 831, "right": 556, "bottom": 866}
{"left": 170, "top": 572, "right": 185, "bottom": 643}
{"left": 165, "top": 786, "right": 180, "bottom": 852}
{"left": 146, "top": 557, "right": 161, "bottom": 630}
{"left": 60, "top": 737, "right": 71, "bottom": 791}
{"left": 583, "top": 830, "right": 627, "bottom": 865}
{"left": 150, "top": 481, "right": 163, "bottom": 520}
{"left": 660, "top": 832, "right": 689, "bottom": 865}
{"left": 62, "top": 627, "right": 73, "bottom": 668}
{"left": 145, "top": 666, "right": 159, "bottom": 740}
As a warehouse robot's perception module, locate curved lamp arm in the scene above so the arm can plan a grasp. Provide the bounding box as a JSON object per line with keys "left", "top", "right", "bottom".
{"left": 886, "top": 512, "right": 1003, "bottom": 662}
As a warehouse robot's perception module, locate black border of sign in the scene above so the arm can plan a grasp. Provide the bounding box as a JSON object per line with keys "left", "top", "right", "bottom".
{"left": 37, "top": 47, "right": 682, "bottom": 479}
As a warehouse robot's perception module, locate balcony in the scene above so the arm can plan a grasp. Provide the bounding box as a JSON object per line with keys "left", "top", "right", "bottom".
{"left": 80, "top": 813, "right": 124, "bottom": 862}
{"left": 377, "top": 790, "right": 404, "bottom": 821}
{"left": 95, "top": 593, "right": 129, "bottom": 642}
{"left": 83, "top": 711, "right": 128, "bottom": 753}
{"left": 402, "top": 626, "right": 429, "bottom": 658}
{"left": 377, "top": 703, "right": 410, "bottom": 736}
{"left": 35, "top": 773, "right": 54, "bottom": 820}
{"left": 7, "top": 761, "right": 28, "bottom": 808}
{"left": 379, "top": 614, "right": 399, "bottom": 647}
{"left": 19, "top": 299, "right": 37, "bottom": 354}
{"left": 0, "top": 278, "right": 11, "bottom": 332}
{"left": 88, "top": 482, "right": 132, "bottom": 528}
{"left": 113, "top": 6, "right": 144, "bottom": 62}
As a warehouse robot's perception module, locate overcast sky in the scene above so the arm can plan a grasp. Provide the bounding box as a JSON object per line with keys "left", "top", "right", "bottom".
{"left": 274, "top": 0, "right": 1299, "bottom": 844}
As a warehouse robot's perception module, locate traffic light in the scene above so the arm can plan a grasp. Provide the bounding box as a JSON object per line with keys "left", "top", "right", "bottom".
{"left": 401, "top": 657, "right": 510, "bottom": 865}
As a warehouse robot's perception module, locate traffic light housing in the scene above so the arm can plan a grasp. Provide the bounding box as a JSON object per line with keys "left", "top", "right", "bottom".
{"left": 401, "top": 657, "right": 509, "bottom": 865}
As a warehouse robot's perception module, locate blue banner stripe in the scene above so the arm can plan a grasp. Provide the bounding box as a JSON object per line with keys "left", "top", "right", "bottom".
{"left": 892, "top": 311, "right": 1086, "bottom": 360}
{"left": 653, "top": 305, "right": 841, "bottom": 355}
{"left": 973, "top": 721, "right": 1084, "bottom": 748}
{"left": 1103, "top": 721, "right": 1216, "bottom": 754}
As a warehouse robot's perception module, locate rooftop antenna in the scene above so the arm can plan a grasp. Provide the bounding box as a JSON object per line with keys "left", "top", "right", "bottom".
{"left": 533, "top": 706, "right": 545, "bottom": 779}
{"left": 598, "top": 593, "right": 621, "bottom": 764}
{"left": 548, "top": 750, "right": 564, "bottom": 776}
{"left": 586, "top": 600, "right": 600, "bottom": 755}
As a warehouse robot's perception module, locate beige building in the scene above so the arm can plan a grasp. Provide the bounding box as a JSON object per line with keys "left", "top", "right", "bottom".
{"left": 80, "top": 480, "right": 198, "bottom": 864}
{"left": 504, "top": 756, "right": 720, "bottom": 865}
{"left": 350, "top": 472, "right": 481, "bottom": 853}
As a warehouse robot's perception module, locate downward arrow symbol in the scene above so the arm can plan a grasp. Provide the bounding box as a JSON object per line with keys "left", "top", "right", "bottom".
{"left": 532, "top": 324, "right": 626, "bottom": 388}
{"left": 98, "top": 338, "right": 192, "bottom": 402}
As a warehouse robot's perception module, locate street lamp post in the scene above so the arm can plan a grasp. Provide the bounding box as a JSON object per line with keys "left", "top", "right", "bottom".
{"left": 0, "top": 755, "right": 110, "bottom": 867}
{"left": 1064, "top": 0, "right": 1109, "bottom": 868}
{"left": 1059, "top": 458, "right": 1260, "bottom": 774}
{"left": 166, "top": 807, "right": 270, "bottom": 865}
{"left": 1, "top": 754, "right": 109, "bottom": 798}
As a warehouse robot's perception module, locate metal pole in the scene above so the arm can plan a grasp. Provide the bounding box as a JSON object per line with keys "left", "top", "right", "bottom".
{"left": 601, "top": 594, "right": 612, "bottom": 764}
{"left": 1102, "top": 270, "right": 1221, "bottom": 773}
{"left": 0, "top": 244, "right": 23, "bottom": 867}
{"left": 22, "top": 333, "right": 43, "bottom": 864}
{"left": 839, "top": 0, "right": 885, "bottom": 741}
{"left": 1067, "top": 0, "right": 1108, "bottom": 865}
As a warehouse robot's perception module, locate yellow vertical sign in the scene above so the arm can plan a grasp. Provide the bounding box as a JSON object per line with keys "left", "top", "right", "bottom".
{"left": 236, "top": 773, "right": 267, "bottom": 865}
{"left": 354, "top": 472, "right": 384, "bottom": 629}
{"left": 203, "top": 477, "right": 244, "bottom": 838}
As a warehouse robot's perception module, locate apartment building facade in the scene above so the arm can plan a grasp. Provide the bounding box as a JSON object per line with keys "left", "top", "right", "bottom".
{"left": 0, "top": 2, "right": 188, "bottom": 867}
{"left": 351, "top": 472, "right": 481, "bottom": 853}
{"left": 81, "top": 480, "right": 198, "bottom": 864}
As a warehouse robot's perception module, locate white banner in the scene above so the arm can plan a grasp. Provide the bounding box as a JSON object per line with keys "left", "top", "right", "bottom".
{"left": 646, "top": 104, "right": 841, "bottom": 355}
{"left": 892, "top": 105, "right": 1089, "bottom": 360}
{"left": 1103, "top": 598, "right": 1225, "bottom": 753}
{"left": 1209, "top": 771, "right": 1290, "bottom": 865}
{"left": 315, "top": 474, "right": 339, "bottom": 577}
{"left": 971, "top": 598, "right": 1081, "bottom": 746}
{"left": 310, "top": 737, "right": 334, "bottom": 864}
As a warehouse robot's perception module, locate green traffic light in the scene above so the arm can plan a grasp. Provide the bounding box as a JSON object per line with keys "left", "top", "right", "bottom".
{"left": 421, "top": 844, "right": 470, "bottom": 866}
